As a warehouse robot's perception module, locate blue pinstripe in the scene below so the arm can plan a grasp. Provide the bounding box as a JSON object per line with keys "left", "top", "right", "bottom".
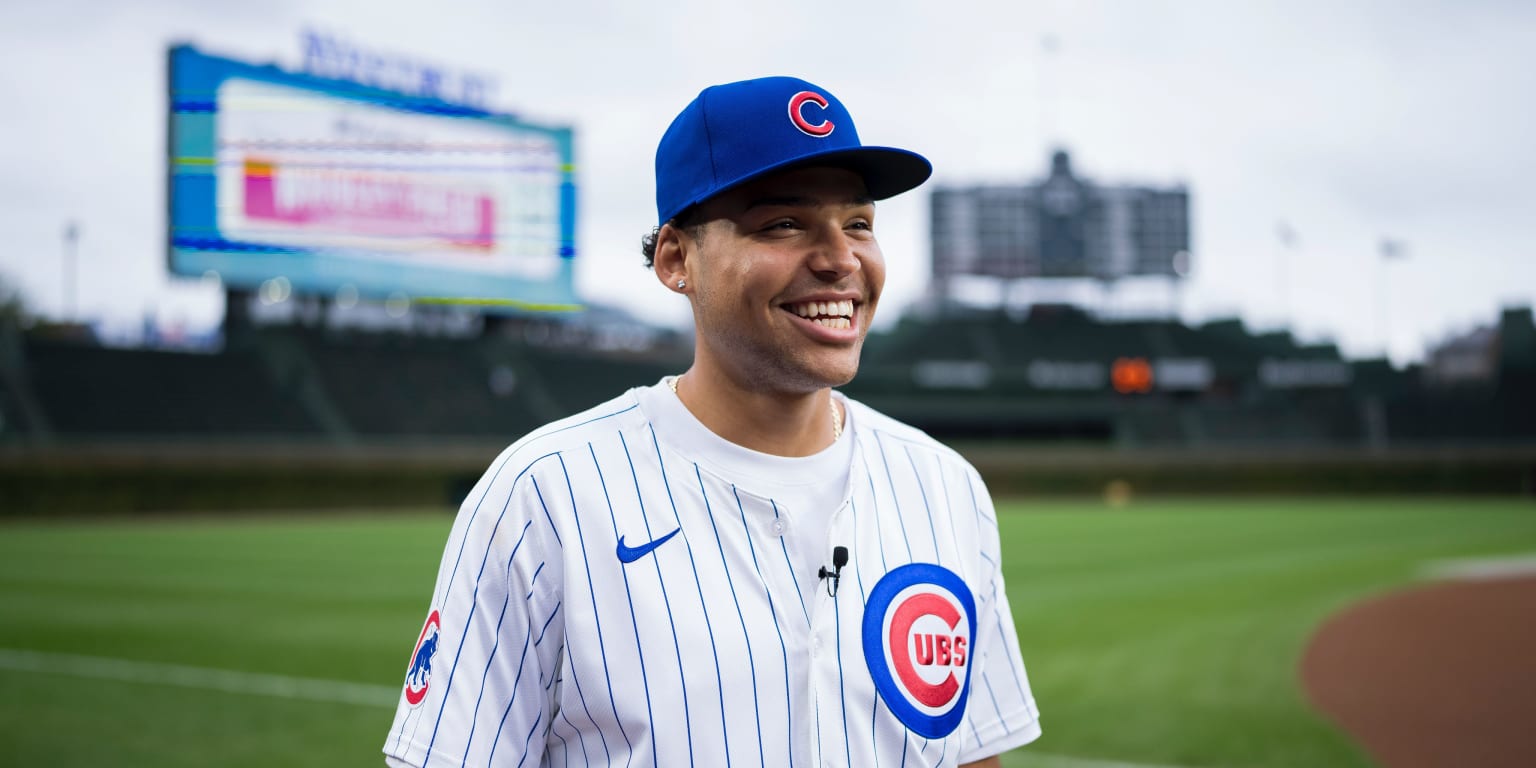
{"left": 400, "top": 684, "right": 428, "bottom": 757}
{"left": 966, "top": 473, "right": 997, "bottom": 527}
{"left": 620, "top": 431, "right": 695, "bottom": 767}
{"left": 589, "top": 441, "right": 659, "bottom": 767}
{"left": 769, "top": 501, "right": 812, "bottom": 628}
{"left": 434, "top": 402, "right": 636, "bottom": 613}
{"left": 732, "top": 485, "right": 795, "bottom": 768}
{"left": 933, "top": 466, "right": 963, "bottom": 768}
{"left": 849, "top": 490, "right": 884, "bottom": 768}
{"left": 513, "top": 714, "right": 540, "bottom": 768}
{"left": 558, "top": 708, "right": 586, "bottom": 767}
{"left": 903, "top": 446, "right": 943, "bottom": 561}
{"left": 961, "top": 467, "right": 1019, "bottom": 762}
{"left": 834, "top": 588, "right": 852, "bottom": 766}
{"left": 982, "top": 676, "right": 1009, "bottom": 734}
{"left": 539, "top": 465, "right": 609, "bottom": 766}
{"left": 697, "top": 465, "right": 766, "bottom": 768}
{"left": 431, "top": 402, "right": 640, "bottom": 614}
{"left": 460, "top": 520, "right": 533, "bottom": 766}
{"left": 424, "top": 462, "right": 547, "bottom": 766}
{"left": 974, "top": 465, "right": 1030, "bottom": 705}
{"left": 395, "top": 449, "right": 558, "bottom": 757}
{"left": 767, "top": 499, "right": 816, "bottom": 764}
{"left": 482, "top": 623, "right": 533, "bottom": 767}
{"left": 854, "top": 491, "right": 889, "bottom": 575}
{"left": 814, "top": 693, "right": 823, "bottom": 766}
{"left": 534, "top": 475, "right": 565, "bottom": 549}
{"left": 648, "top": 426, "right": 731, "bottom": 765}
{"left": 547, "top": 721, "right": 568, "bottom": 767}
{"left": 557, "top": 452, "right": 634, "bottom": 766}
{"left": 936, "top": 468, "right": 964, "bottom": 577}
{"left": 560, "top": 617, "right": 611, "bottom": 764}
{"left": 871, "top": 433, "right": 915, "bottom": 563}
{"left": 526, "top": 561, "right": 545, "bottom": 599}
{"left": 992, "top": 595, "right": 1031, "bottom": 702}
{"left": 431, "top": 451, "right": 516, "bottom": 610}
{"left": 901, "top": 447, "right": 940, "bottom": 760}
{"left": 534, "top": 600, "right": 560, "bottom": 647}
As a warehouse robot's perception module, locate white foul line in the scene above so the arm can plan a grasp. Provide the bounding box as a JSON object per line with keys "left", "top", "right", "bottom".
{"left": 1420, "top": 552, "right": 1536, "bottom": 582}
{"left": 0, "top": 647, "right": 398, "bottom": 708}
{"left": 1, "top": 648, "right": 1194, "bottom": 768}
{"left": 1020, "top": 753, "right": 1194, "bottom": 768}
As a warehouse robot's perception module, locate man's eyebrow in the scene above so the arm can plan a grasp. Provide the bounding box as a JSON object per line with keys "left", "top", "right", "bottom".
{"left": 742, "top": 194, "right": 876, "bottom": 211}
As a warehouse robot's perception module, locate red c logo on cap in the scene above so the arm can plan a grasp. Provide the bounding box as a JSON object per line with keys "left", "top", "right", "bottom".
{"left": 788, "top": 91, "right": 835, "bottom": 137}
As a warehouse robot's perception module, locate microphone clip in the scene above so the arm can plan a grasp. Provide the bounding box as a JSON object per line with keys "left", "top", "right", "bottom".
{"left": 818, "top": 546, "right": 849, "bottom": 597}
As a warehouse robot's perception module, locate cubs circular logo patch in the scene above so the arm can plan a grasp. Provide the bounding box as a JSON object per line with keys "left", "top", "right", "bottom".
{"left": 862, "top": 563, "right": 977, "bottom": 738}
{"left": 403, "top": 609, "right": 441, "bottom": 707}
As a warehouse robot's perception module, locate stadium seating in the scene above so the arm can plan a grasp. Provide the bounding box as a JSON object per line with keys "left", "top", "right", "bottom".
{"left": 21, "top": 338, "right": 321, "bottom": 437}
{"left": 2, "top": 304, "right": 1529, "bottom": 447}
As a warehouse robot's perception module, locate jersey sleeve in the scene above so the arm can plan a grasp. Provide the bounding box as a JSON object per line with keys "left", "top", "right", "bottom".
{"left": 382, "top": 450, "right": 566, "bottom": 767}
{"left": 957, "top": 472, "right": 1042, "bottom": 764}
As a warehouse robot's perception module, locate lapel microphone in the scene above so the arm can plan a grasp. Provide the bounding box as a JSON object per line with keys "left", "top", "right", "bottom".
{"left": 818, "top": 546, "right": 849, "bottom": 597}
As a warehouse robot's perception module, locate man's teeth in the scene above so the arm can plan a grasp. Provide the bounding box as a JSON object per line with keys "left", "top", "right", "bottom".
{"left": 790, "top": 299, "right": 855, "bottom": 326}
{"left": 811, "top": 317, "right": 851, "bottom": 329}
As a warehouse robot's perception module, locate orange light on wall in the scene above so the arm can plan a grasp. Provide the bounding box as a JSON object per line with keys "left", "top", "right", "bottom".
{"left": 1112, "top": 357, "right": 1154, "bottom": 394}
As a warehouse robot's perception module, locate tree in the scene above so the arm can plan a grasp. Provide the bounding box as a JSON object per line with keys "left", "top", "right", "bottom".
{"left": 0, "top": 272, "right": 30, "bottom": 327}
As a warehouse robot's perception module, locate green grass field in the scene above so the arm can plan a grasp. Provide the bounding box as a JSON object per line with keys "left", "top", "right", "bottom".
{"left": 1, "top": 498, "right": 1533, "bottom": 767}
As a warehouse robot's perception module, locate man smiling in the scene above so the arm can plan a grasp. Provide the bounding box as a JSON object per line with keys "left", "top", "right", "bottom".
{"left": 384, "top": 76, "right": 1041, "bottom": 768}
{"left": 651, "top": 165, "right": 880, "bottom": 455}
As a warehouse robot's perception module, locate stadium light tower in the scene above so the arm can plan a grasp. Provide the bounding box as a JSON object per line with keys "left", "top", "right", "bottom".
{"left": 1276, "top": 220, "right": 1298, "bottom": 330}
{"left": 62, "top": 220, "right": 79, "bottom": 323}
{"left": 1037, "top": 33, "right": 1062, "bottom": 150}
{"left": 1378, "top": 238, "right": 1408, "bottom": 360}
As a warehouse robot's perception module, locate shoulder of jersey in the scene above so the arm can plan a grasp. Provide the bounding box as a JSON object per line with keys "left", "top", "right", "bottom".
{"left": 488, "top": 387, "right": 650, "bottom": 463}
{"left": 844, "top": 393, "right": 971, "bottom": 466}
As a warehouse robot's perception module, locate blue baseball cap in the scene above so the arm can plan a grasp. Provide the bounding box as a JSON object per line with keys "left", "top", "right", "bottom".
{"left": 654, "top": 76, "right": 933, "bottom": 225}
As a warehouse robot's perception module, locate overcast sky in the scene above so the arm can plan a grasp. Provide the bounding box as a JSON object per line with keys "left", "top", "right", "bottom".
{"left": 2, "top": 0, "right": 1532, "bottom": 364}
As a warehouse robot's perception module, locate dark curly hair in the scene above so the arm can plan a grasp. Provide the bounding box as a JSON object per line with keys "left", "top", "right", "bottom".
{"left": 640, "top": 205, "right": 703, "bottom": 268}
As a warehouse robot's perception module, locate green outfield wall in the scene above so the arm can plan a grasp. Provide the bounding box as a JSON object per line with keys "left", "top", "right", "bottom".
{"left": 2, "top": 442, "right": 1532, "bottom": 516}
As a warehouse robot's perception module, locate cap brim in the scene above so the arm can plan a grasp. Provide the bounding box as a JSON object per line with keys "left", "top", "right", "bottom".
{"left": 805, "top": 146, "right": 934, "bottom": 201}
{"left": 670, "top": 146, "right": 932, "bottom": 221}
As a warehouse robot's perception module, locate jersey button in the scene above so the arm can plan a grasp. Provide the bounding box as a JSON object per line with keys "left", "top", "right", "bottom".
{"left": 771, "top": 520, "right": 787, "bottom": 536}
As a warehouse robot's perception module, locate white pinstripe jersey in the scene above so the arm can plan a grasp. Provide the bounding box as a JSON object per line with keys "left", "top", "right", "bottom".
{"left": 383, "top": 381, "right": 1041, "bottom": 767}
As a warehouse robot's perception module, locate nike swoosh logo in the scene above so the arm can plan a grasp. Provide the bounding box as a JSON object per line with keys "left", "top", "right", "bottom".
{"left": 616, "top": 527, "right": 682, "bottom": 564}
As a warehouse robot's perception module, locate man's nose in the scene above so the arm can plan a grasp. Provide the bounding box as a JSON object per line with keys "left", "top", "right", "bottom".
{"left": 807, "top": 227, "right": 863, "bottom": 279}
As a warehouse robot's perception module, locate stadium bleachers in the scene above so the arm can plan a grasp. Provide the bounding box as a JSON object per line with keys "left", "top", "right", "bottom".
{"left": 21, "top": 338, "right": 321, "bottom": 437}
{"left": 295, "top": 332, "right": 541, "bottom": 439}
{"left": 1, "top": 303, "right": 1529, "bottom": 447}
{"left": 848, "top": 309, "right": 1395, "bottom": 444}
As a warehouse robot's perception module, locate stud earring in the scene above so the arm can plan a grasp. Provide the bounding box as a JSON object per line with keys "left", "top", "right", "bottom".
{"left": 677, "top": 280, "right": 686, "bottom": 289}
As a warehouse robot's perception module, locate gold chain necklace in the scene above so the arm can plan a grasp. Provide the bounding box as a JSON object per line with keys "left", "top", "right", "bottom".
{"left": 668, "top": 375, "right": 843, "bottom": 440}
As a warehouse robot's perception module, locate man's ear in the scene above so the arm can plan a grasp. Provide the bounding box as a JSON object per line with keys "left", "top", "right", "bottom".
{"left": 653, "top": 222, "right": 693, "bottom": 295}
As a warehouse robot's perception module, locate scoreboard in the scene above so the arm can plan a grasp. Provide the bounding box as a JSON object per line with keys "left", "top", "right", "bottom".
{"left": 930, "top": 151, "right": 1190, "bottom": 282}
{"left": 167, "top": 45, "right": 579, "bottom": 311}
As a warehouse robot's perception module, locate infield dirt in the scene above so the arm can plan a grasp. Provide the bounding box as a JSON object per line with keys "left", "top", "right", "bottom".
{"left": 1300, "top": 574, "right": 1536, "bottom": 767}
